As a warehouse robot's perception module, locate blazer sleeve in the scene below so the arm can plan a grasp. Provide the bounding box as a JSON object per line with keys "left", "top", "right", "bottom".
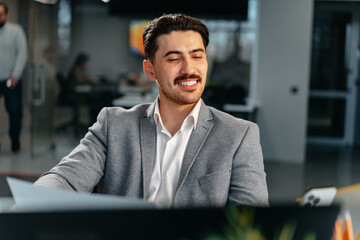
{"left": 34, "top": 108, "right": 109, "bottom": 192}
{"left": 228, "top": 123, "right": 269, "bottom": 207}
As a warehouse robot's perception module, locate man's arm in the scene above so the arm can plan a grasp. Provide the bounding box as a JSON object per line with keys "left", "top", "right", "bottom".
{"left": 12, "top": 25, "right": 27, "bottom": 81}
{"left": 34, "top": 108, "right": 109, "bottom": 192}
{"left": 228, "top": 123, "right": 269, "bottom": 207}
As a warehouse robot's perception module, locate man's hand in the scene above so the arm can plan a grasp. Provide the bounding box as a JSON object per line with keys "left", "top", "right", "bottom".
{"left": 7, "top": 77, "right": 19, "bottom": 88}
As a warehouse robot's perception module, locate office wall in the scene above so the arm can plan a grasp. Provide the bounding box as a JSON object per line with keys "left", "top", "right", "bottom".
{"left": 5, "top": 0, "right": 19, "bottom": 23}
{"left": 65, "top": 5, "right": 142, "bottom": 80}
{"left": 256, "top": 0, "right": 314, "bottom": 163}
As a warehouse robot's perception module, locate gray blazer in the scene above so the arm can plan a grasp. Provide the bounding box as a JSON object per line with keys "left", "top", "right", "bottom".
{"left": 35, "top": 100, "right": 269, "bottom": 207}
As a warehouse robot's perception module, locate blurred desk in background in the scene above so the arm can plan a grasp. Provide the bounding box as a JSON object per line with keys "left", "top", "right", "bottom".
{"left": 112, "top": 95, "right": 258, "bottom": 123}
{"left": 70, "top": 84, "right": 122, "bottom": 133}
{"left": 74, "top": 84, "right": 93, "bottom": 94}
{"left": 112, "top": 94, "right": 156, "bottom": 108}
{"left": 74, "top": 84, "right": 120, "bottom": 95}
{"left": 223, "top": 101, "right": 258, "bottom": 122}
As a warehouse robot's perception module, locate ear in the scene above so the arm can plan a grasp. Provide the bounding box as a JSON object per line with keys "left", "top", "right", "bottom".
{"left": 143, "top": 59, "right": 156, "bottom": 82}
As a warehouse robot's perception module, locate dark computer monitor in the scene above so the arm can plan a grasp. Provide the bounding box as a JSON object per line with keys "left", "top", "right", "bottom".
{"left": 0, "top": 205, "right": 339, "bottom": 240}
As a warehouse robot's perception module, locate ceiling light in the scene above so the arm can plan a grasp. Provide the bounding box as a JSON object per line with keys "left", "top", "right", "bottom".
{"left": 35, "top": 0, "right": 58, "bottom": 4}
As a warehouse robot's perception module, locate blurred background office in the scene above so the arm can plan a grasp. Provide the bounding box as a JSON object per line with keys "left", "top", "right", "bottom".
{"left": 0, "top": 0, "right": 360, "bottom": 205}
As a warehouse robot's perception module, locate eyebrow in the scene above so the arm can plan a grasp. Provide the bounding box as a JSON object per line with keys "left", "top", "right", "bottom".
{"left": 163, "top": 48, "right": 205, "bottom": 58}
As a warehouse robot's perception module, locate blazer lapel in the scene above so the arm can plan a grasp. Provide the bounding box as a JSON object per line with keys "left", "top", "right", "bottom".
{"left": 176, "top": 101, "right": 213, "bottom": 192}
{"left": 140, "top": 102, "right": 157, "bottom": 199}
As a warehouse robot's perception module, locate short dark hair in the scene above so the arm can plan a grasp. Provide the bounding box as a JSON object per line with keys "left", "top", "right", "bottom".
{"left": 0, "top": 2, "right": 9, "bottom": 14}
{"left": 143, "top": 13, "right": 209, "bottom": 62}
{"left": 74, "top": 53, "right": 89, "bottom": 67}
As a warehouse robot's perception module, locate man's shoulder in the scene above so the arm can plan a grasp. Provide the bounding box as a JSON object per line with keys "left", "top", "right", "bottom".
{"left": 4, "top": 22, "right": 26, "bottom": 39}
{"left": 204, "top": 105, "right": 260, "bottom": 143}
{"left": 5, "top": 22, "right": 23, "bottom": 31}
{"left": 104, "top": 103, "right": 152, "bottom": 119}
{"left": 207, "top": 105, "right": 253, "bottom": 127}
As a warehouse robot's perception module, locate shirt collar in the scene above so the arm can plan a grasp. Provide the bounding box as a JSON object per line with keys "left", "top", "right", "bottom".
{"left": 154, "top": 97, "right": 165, "bottom": 131}
{"left": 154, "top": 96, "right": 202, "bottom": 133}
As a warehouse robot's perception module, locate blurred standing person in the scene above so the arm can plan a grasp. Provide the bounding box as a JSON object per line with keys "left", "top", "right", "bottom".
{"left": 0, "top": 2, "right": 28, "bottom": 153}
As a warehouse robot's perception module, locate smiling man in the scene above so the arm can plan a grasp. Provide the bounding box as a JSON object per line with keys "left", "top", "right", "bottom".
{"left": 35, "top": 14, "right": 269, "bottom": 208}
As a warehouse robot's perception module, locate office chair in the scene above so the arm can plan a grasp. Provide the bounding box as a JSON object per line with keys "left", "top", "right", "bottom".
{"left": 55, "top": 73, "right": 88, "bottom": 137}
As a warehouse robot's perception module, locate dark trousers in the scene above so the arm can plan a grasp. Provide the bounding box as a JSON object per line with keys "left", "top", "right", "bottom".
{"left": 0, "top": 80, "right": 23, "bottom": 144}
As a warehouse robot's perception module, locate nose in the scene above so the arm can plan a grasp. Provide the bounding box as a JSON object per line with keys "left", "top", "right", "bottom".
{"left": 180, "top": 56, "right": 195, "bottom": 75}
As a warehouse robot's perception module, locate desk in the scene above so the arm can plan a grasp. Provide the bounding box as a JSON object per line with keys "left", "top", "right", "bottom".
{"left": 74, "top": 84, "right": 120, "bottom": 94}
{"left": 69, "top": 84, "right": 121, "bottom": 135}
{"left": 74, "top": 85, "right": 92, "bottom": 94}
{"left": 0, "top": 198, "right": 14, "bottom": 213}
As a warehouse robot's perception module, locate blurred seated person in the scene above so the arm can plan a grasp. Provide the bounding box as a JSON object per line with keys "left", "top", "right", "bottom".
{"left": 68, "top": 53, "right": 100, "bottom": 87}
{"left": 67, "top": 53, "right": 101, "bottom": 125}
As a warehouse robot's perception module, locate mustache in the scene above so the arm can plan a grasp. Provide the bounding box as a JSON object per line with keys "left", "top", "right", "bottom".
{"left": 174, "top": 74, "right": 202, "bottom": 83}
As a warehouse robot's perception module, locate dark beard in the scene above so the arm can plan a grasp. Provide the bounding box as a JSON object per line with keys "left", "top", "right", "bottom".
{"left": 0, "top": 21, "right": 5, "bottom": 28}
{"left": 157, "top": 74, "right": 204, "bottom": 105}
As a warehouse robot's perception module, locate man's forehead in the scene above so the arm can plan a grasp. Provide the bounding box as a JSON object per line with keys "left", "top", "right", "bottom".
{"left": 156, "top": 31, "right": 205, "bottom": 53}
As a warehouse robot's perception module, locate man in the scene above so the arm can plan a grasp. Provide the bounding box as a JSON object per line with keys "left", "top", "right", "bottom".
{"left": 0, "top": 2, "right": 27, "bottom": 153}
{"left": 35, "top": 14, "right": 268, "bottom": 208}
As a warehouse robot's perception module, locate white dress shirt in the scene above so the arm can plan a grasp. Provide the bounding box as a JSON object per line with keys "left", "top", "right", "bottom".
{"left": 147, "top": 98, "right": 202, "bottom": 208}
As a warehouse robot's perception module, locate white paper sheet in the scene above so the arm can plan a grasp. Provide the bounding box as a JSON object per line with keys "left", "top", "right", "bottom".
{"left": 7, "top": 177, "right": 155, "bottom": 212}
